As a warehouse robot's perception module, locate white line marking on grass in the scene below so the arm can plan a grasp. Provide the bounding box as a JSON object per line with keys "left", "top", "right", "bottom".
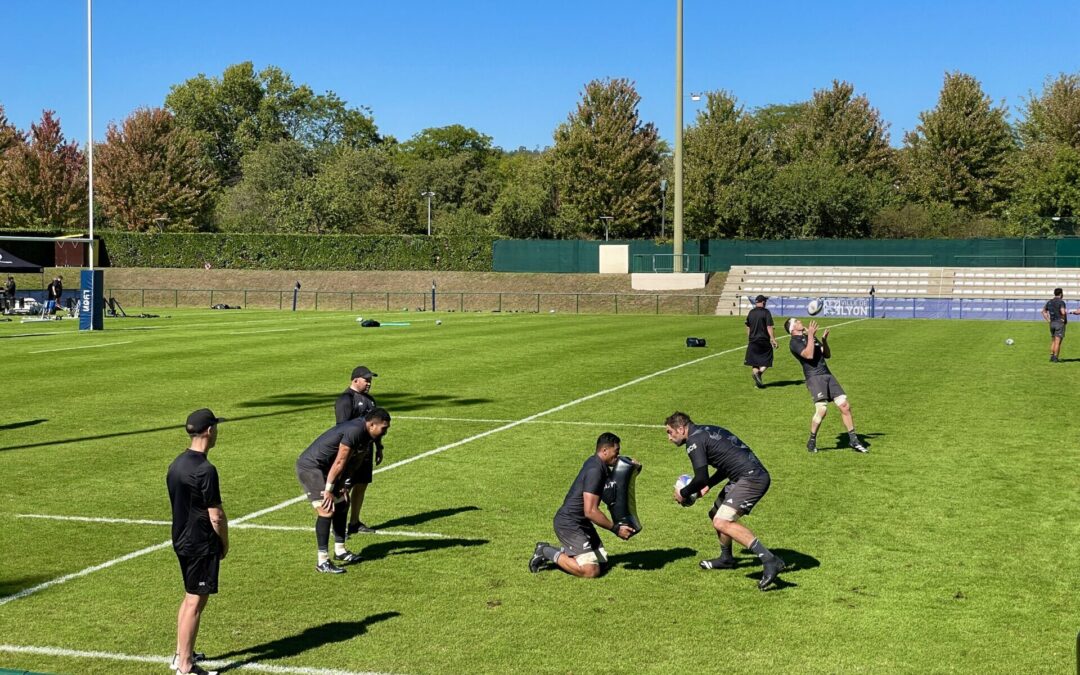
{"left": 1, "top": 318, "right": 866, "bottom": 607}
{"left": 0, "top": 644, "right": 392, "bottom": 675}
{"left": 28, "top": 340, "right": 131, "bottom": 354}
{"left": 17, "top": 514, "right": 447, "bottom": 538}
{"left": 230, "top": 328, "right": 300, "bottom": 335}
{"left": 396, "top": 414, "right": 663, "bottom": 429}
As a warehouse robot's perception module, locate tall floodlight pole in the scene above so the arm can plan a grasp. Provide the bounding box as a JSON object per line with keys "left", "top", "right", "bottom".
{"left": 673, "top": 0, "right": 684, "bottom": 272}
{"left": 422, "top": 191, "right": 436, "bottom": 235}
{"left": 87, "top": 0, "right": 95, "bottom": 270}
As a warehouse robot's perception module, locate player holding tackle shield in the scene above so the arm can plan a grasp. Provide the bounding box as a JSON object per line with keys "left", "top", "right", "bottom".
{"left": 529, "top": 432, "right": 642, "bottom": 577}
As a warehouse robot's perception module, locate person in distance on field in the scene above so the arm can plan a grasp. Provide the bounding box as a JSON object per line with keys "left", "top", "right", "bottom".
{"left": 334, "top": 366, "right": 384, "bottom": 534}
{"left": 529, "top": 433, "right": 635, "bottom": 578}
{"left": 3, "top": 275, "right": 14, "bottom": 314}
{"left": 295, "top": 408, "right": 391, "bottom": 573}
{"left": 745, "top": 295, "right": 779, "bottom": 389}
{"left": 783, "top": 317, "right": 867, "bottom": 453}
{"left": 1041, "top": 288, "right": 1067, "bottom": 362}
{"left": 664, "top": 412, "right": 785, "bottom": 590}
{"left": 166, "top": 409, "right": 227, "bottom": 675}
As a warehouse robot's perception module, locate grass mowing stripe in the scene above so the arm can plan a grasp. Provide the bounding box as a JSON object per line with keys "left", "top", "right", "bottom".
{"left": 28, "top": 340, "right": 132, "bottom": 354}
{"left": 17, "top": 514, "right": 448, "bottom": 538}
{"left": 0, "top": 644, "right": 391, "bottom": 675}
{"left": 229, "top": 328, "right": 300, "bottom": 335}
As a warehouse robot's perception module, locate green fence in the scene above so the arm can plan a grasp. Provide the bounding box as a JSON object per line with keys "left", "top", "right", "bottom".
{"left": 105, "top": 288, "right": 723, "bottom": 315}
{"left": 495, "top": 238, "right": 1080, "bottom": 272}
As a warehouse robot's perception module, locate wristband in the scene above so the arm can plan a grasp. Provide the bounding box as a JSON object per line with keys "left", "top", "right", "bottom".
{"left": 611, "top": 523, "right": 621, "bottom": 534}
{"left": 324, "top": 482, "right": 334, "bottom": 492}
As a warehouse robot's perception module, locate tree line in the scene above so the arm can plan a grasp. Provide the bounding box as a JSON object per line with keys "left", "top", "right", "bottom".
{"left": 1, "top": 62, "right": 1078, "bottom": 240}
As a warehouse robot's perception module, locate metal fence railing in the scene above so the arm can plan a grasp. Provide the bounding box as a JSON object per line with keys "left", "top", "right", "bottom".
{"left": 631, "top": 254, "right": 709, "bottom": 273}
{"left": 102, "top": 288, "right": 725, "bottom": 316}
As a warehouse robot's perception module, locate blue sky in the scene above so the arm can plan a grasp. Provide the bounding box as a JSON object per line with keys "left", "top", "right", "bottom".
{"left": 1, "top": 1, "right": 1078, "bottom": 150}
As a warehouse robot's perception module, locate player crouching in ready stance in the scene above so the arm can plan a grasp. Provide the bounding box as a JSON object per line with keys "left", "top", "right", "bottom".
{"left": 665, "top": 412, "right": 785, "bottom": 590}
{"left": 529, "top": 432, "right": 639, "bottom": 577}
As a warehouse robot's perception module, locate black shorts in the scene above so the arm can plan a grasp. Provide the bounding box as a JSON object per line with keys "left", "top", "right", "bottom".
{"left": 296, "top": 465, "right": 331, "bottom": 502}
{"left": 1049, "top": 321, "right": 1065, "bottom": 338}
{"left": 806, "top": 373, "right": 846, "bottom": 403}
{"left": 177, "top": 553, "right": 219, "bottom": 595}
{"left": 348, "top": 448, "right": 374, "bottom": 486}
{"left": 552, "top": 518, "right": 607, "bottom": 562}
{"left": 708, "top": 474, "right": 771, "bottom": 519}
{"left": 744, "top": 340, "right": 774, "bottom": 368}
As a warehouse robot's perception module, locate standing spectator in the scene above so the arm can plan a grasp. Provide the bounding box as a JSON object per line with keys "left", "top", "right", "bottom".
{"left": 1042, "top": 288, "right": 1067, "bottom": 362}
{"left": 744, "top": 295, "right": 778, "bottom": 389}
{"left": 166, "top": 409, "right": 227, "bottom": 675}
{"left": 44, "top": 277, "right": 59, "bottom": 318}
{"left": 3, "top": 276, "right": 14, "bottom": 314}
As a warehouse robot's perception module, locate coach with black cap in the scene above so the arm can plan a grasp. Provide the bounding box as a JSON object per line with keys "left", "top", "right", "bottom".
{"left": 744, "top": 295, "right": 778, "bottom": 389}
{"left": 334, "top": 365, "right": 383, "bottom": 534}
{"left": 166, "top": 408, "right": 227, "bottom": 675}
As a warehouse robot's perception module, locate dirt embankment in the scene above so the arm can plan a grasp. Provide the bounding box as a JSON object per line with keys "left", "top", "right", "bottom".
{"left": 39, "top": 268, "right": 726, "bottom": 295}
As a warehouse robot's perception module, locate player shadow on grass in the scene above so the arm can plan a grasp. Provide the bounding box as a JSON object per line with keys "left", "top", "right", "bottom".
{"left": 212, "top": 612, "right": 400, "bottom": 671}
{"left": 0, "top": 574, "right": 56, "bottom": 596}
{"left": 762, "top": 380, "right": 803, "bottom": 389}
{"left": 825, "top": 431, "right": 884, "bottom": 451}
{"left": 0, "top": 418, "right": 47, "bottom": 433}
{"left": 372, "top": 505, "right": 480, "bottom": 530}
{"left": 604, "top": 547, "right": 696, "bottom": 572}
{"left": 358, "top": 537, "right": 488, "bottom": 562}
{"left": 236, "top": 391, "right": 493, "bottom": 412}
{"left": 740, "top": 548, "right": 820, "bottom": 591}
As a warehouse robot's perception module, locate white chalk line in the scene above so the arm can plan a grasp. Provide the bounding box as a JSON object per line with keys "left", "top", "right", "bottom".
{"left": 0, "top": 318, "right": 867, "bottom": 608}
{"left": 28, "top": 340, "right": 132, "bottom": 354}
{"left": 394, "top": 415, "right": 663, "bottom": 429}
{"left": 0, "top": 644, "right": 391, "bottom": 675}
{"left": 17, "top": 514, "right": 447, "bottom": 539}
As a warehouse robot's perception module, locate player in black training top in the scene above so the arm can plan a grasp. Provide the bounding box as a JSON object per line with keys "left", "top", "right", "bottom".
{"left": 744, "top": 295, "right": 779, "bottom": 388}
{"left": 664, "top": 412, "right": 785, "bottom": 589}
{"left": 783, "top": 317, "right": 867, "bottom": 454}
{"left": 295, "top": 408, "right": 391, "bottom": 574}
{"left": 1042, "top": 288, "right": 1068, "bottom": 362}
{"left": 334, "top": 365, "right": 383, "bottom": 534}
{"left": 528, "top": 433, "right": 636, "bottom": 578}
{"left": 167, "top": 408, "right": 227, "bottom": 675}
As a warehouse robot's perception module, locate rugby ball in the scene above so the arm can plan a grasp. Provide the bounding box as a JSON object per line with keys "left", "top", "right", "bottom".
{"left": 675, "top": 474, "right": 697, "bottom": 505}
{"left": 1005, "top": 338, "right": 1014, "bottom": 345}
{"left": 807, "top": 298, "right": 824, "bottom": 316}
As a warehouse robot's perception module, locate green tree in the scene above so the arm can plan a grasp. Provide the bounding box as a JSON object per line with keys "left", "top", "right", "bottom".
{"left": 94, "top": 108, "right": 218, "bottom": 232}
{"left": 552, "top": 78, "right": 662, "bottom": 238}
{"left": 398, "top": 125, "right": 502, "bottom": 227}
{"left": 216, "top": 139, "right": 315, "bottom": 232}
{"left": 490, "top": 150, "right": 559, "bottom": 238}
{"left": 901, "top": 72, "right": 1016, "bottom": 214}
{"left": 0, "top": 110, "right": 86, "bottom": 229}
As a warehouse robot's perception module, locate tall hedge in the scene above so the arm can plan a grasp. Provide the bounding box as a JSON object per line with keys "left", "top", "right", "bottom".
{"left": 96, "top": 232, "right": 497, "bottom": 271}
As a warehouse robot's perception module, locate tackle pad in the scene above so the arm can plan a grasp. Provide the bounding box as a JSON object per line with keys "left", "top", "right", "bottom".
{"left": 604, "top": 456, "right": 643, "bottom": 536}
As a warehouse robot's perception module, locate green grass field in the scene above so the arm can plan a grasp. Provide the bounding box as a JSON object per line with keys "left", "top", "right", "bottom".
{"left": 0, "top": 308, "right": 1076, "bottom": 674}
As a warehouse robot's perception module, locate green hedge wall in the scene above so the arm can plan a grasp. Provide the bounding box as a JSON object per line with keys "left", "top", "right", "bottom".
{"left": 97, "top": 233, "right": 497, "bottom": 271}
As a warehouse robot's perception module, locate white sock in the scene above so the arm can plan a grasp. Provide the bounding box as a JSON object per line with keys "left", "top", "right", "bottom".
{"left": 334, "top": 542, "right": 348, "bottom": 556}
{"left": 318, "top": 551, "right": 329, "bottom": 565}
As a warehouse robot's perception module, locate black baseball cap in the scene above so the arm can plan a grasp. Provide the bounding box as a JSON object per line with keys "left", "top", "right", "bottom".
{"left": 351, "top": 366, "right": 378, "bottom": 381}
{"left": 185, "top": 408, "right": 223, "bottom": 435}
{"left": 754, "top": 295, "right": 768, "bottom": 303}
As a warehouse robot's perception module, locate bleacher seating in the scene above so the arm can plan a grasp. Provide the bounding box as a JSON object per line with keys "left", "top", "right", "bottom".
{"left": 716, "top": 266, "right": 1080, "bottom": 315}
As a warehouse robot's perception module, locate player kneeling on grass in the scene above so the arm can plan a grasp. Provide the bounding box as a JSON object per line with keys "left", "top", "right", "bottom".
{"left": 529, "top": 432, "right": 636, "bottom": 577}
{"left": 664, "top": 412, "right": 785, "bottom": 590}
{"left": 295, "top": 408, "right": 391, "bottom": 574}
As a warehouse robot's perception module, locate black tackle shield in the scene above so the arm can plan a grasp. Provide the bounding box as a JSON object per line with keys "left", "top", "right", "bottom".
{"left": 604, "top": 456, "right": 642, "bottom": 536}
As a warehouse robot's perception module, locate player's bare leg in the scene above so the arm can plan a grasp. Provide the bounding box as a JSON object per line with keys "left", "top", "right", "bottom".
{"left": 712, "top": 513, "right": 784, "bottom": 589}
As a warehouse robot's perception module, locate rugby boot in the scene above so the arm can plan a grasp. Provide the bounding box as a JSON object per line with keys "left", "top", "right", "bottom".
{"left": 699, "top": 556, "right": 737, "bottom": 570}
{"left": 758, "top": 555, "right": 786, "bottom": 590}
{"left": 316, "top": 561, "right": 346, "bottom": 574}
{"left": 529, "top": 541, "right": 549, "bottom": 573}
{"left": 334, "top": 550, "right": 363, "bottom": 565}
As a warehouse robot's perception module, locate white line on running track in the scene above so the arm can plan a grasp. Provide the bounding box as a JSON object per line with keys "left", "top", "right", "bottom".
{"left": 0, "top": 318, "right": 866, "bottom": 607}
{"left": 28, "top": 340, "right": 132, "bottom": 354}
{"left": 0, "top": 644, "right": 391, "bottom": 675}
{"left": 17, "top": 514, "right": 447, "bottom": 538}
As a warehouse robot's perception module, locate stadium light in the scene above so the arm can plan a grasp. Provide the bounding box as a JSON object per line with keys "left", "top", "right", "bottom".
{"left": 599, "top": 216, "right": 614, "bottom": 241}
{"left": 421, "top": 191, "right": 436, "bottom": 236}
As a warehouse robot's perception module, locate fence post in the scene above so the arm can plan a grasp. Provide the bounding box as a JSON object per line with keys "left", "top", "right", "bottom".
{"left": 696, "top": 296, "right": 700, "bottom": 315}
{"left": 385, "top": 292, "right": 389, "bottom": 311}
{"left": 498, "top": 293, "right": 502, "bottom": 312}
{"left": 350, "top": 293, "right": 354, "bottom": 311}
{"left": 174, "top": 289, "right": 178, "bottom": 307}
{"left": 315, "top": 292, "right": 319, "bottom": 311}
{"left": 209, "top": 290, "right": 213, "bottom": 307}
{"left": 576, "top": 294, "right": 580, "bottom": 314}
{"left": 279, "top": 291, "right": 283, "bottom": 310}
{"left": 536, "top": 293, "right": 540, "bottom": 313}
{"left": 244, "top": 290, "right": 248, "bottom": 307}
{"left": 656, "top": 295, "right": 660, "bottom": 314}
{"left": 614, "top": 294, "right": 618, "bottom": 314}
{"left": 142, "top": 289, "right": 146, "bottom": 307}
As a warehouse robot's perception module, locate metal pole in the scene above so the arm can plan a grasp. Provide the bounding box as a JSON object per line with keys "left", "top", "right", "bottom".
{"left": 673, "top": 0, "right": 684, "bottom": 272}
{"left": 427, "top": 196, "right": 432, "bottom": 236}
{"left": 87, "top": 0, "right": 95, "bottom": 270}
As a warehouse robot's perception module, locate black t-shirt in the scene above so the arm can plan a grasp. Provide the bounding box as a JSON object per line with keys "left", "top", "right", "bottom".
{"left": 790, "top": 334, "right": 831, "bottom": 378}
{"left": 682, "top": 425, "right": 766, "bottom": 493}
{"left": 167, "top": 450, "right": 223, "bottom": 556}
{"left": 54, "top": 280, "right": 62, "bottom": 299}
{"left": 745, "top": 307, "right": 774, "bottom": 342}
{"left": 335, "top": 388, "right": 377, "bottom": 424}
{"left": 4, "top": 279, "right": 13, "bottom": 295}
{"left": 554, "top": 454, "right": 611, "bottom": 528}
{"left": 1045, "top": 298, "right": 1067, "bottom": 324}
{"left": 296, "top": 420, "right": 372, "bottom": 473}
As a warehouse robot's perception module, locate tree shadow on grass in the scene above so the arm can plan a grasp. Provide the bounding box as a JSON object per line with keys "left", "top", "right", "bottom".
{"left": 236, "top": 391, "right": 492, "bottom": 412}
{"left": 605, "top": 547, "right": 696, "bottom": 571}
{"left": 213, "top": 613, "right": 400, "bottom": 671}
{"left": 0, "top": 418, "right": 47, "bottom": 433}
{"left": 358, "top": 538, "right": 487, "bottom": 563}
{"left": 372, "top": 506, "right": 480, "bottom": 530}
